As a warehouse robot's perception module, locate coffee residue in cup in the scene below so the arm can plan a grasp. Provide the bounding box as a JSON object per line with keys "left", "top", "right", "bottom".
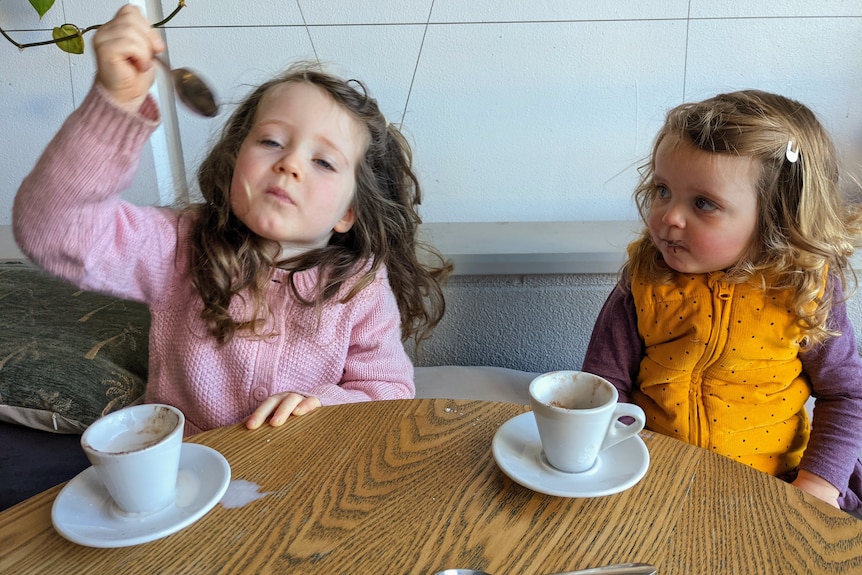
{"left": 549, "top": 397, "right": 596, "bottom": 409}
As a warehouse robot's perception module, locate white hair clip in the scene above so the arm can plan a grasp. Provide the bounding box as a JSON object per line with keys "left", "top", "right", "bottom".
{"left": 785, "top": 140, "right": 799, "bottom": 163}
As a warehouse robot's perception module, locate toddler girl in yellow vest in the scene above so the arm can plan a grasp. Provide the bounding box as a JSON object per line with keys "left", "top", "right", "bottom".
{"left": 583, "top": 90, "right": 862, "bottom": 513}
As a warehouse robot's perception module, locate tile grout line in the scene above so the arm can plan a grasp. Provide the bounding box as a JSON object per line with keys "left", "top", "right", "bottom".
{"left": 682, "top": 0, "right": 691, "bottom": 102}
{"left": 400, "top": 0, "right": 436, "bottom": 127}
{"left": 295, "top": 0, "right": 319, "bottom": 66}
{"left": 150, "top": 13, "right": 861, "bottom": 32}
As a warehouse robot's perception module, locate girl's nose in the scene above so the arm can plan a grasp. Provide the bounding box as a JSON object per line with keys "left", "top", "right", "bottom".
{"left": 274, "top": 151, "right": 301, "bottom": 179}
{"left": 661, "top": 203, "right": 685, "bottom": 228}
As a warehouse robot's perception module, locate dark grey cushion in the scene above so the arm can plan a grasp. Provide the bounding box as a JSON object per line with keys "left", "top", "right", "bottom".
{"left": 0, "top": 262, "right": 150, "bottom": 433}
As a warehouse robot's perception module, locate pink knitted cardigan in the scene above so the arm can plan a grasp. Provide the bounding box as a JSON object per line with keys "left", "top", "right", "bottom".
{"left": 13, "top": 85, "right": 414, "bottom": 435}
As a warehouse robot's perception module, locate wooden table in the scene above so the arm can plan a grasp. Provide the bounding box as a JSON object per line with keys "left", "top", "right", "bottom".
{"left": 1, "top": 399, "right": 861, "bottom": 574}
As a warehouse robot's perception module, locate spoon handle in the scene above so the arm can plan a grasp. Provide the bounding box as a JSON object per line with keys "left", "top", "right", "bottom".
{"left": 550, "top": 563, "right": 657, "bottom": 575}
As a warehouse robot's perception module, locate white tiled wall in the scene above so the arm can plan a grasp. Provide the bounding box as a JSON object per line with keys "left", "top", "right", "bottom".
{"left": 1, "top": 0, "right": 860, "bottom": 226}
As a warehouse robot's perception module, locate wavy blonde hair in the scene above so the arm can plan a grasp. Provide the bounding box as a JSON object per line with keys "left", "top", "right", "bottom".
{"left": 628, "top": 89, "right": 862, "bottom": 346}
{"left": 186, "top": 62, "right": 452, "bottom": 345}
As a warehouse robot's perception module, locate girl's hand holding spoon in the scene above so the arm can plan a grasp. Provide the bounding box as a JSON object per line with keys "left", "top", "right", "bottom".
{"left": 92, "top": 5, "right": 218, "bottom": 117}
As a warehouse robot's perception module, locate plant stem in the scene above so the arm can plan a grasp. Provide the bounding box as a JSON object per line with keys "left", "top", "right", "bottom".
{"left": 0, "top": 0, "right": 186, "bottom": 50}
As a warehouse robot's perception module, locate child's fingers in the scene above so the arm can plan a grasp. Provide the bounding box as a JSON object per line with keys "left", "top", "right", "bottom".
{"left": 245, "top": 394, "right": 322, "bottom": 429}
{"left": 245, "top": 393, "right": 318, "bottom": 429}
{"left": 292, "top": 396, "right": 322, "bottom": 416}
{"left": 245, "top": 394, "right": 285, "bottom": 429}
{"left": 94, "top": 6, "right": 156, "bottom": 64}
{"left": 268, "top": 394, "right": 308, "bottom": 426}
{"left": 92, "top": 5, "right": 164, "bottom": 108}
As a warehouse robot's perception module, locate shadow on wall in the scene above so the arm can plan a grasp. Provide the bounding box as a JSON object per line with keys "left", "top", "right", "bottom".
{"left": 408, "top": 273, "right": 619, "bottom": 372}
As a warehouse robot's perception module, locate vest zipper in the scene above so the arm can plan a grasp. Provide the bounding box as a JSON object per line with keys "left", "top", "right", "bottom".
{"left": 690, "top": 277, "right": 734, "bottom": 448}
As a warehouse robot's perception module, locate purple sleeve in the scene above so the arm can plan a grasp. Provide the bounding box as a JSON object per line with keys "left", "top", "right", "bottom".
{"left": 799, "top": 278, "right": 862, "bottom": 493}
{"left": 581, "top": 280, "right": 643, "bottom": 403}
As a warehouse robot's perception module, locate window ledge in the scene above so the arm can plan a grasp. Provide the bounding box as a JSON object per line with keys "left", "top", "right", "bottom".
{"left": 420, "top": 221, "right": 640, "bottom": 275}
{"left": 0, "top": 221, "right": 640, "bottom": 273}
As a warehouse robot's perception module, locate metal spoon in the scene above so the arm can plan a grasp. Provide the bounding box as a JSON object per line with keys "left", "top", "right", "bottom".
{"left": 435, "top": 563, "right": 657, "bottom": 575}
{"left": 154, "top": 55, "right": 219, "bottom": 117}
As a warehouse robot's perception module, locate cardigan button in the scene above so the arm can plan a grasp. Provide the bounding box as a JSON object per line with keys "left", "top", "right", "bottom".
{"left": 252, "top": 387, "right": 269, "bottom": 401}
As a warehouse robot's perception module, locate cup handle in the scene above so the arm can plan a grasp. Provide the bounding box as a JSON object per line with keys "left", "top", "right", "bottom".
{"left": 601, "top": 403, "right": 646, "bottom": 451}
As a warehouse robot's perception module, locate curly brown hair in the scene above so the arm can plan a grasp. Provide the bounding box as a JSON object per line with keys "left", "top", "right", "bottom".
{"left": 628, "top": 89, "right": 862, "bottom": 345}
{"left": 186, "top": 62, "right": 452, "bottom": 345}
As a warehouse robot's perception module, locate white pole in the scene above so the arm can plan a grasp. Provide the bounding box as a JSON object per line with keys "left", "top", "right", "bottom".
{"left": 128, "top": 0, "right": 188, "bottom": 206}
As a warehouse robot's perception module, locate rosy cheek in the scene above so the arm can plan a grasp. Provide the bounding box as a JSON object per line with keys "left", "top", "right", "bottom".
{"left": 230, "top": 171, "right": 253, "bottom": 206}
{"left": 647, "top": 209, "right": 662, "bottom": 230}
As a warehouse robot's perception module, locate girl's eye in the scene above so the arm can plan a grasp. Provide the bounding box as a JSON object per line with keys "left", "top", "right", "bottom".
{"left": 258, "top": 138, "right": 281, "bottom": 148}
{"left": 695, "top": 197, "right": 718, "bottom": 212}
{"left": 314, "top": 158, "right": 335, "bottom": 171}
{"left": 655, "top": 185, "right": 670, "bottom": 199}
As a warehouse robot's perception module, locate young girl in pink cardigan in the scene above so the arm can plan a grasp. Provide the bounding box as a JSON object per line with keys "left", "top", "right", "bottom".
{"left": 13, "top": 6, "right": 450, "bottom": 435}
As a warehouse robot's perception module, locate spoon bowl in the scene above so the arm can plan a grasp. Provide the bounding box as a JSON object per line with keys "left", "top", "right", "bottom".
{"left": 435, "top": 563, "right": 657, "bottom": 575}
{"left": 155, "top": 56, "right": 219, "bottom": 117}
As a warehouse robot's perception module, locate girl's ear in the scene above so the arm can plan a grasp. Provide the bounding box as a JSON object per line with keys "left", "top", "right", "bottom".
{"left": 333, "top": 207, "right": 355, "bottom": 233}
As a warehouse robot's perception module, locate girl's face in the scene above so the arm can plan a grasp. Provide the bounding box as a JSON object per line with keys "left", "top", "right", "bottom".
{"left": 647, "top": 136, "right": 760, "bottom": 274}
{"left": 230, "top": 81, "right": 367, "bottom": 257}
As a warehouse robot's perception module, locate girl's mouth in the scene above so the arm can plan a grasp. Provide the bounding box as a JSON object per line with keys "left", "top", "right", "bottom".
{"left": 662, "top": 240, "right": 684, "bottom": 253}
{"left": 266, "top": 186, "right": 294, "bottom": 204}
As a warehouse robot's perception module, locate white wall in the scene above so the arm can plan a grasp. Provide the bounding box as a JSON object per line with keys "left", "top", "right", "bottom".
{"left": 1, "top": 1, "right": 861, "bottom": 228}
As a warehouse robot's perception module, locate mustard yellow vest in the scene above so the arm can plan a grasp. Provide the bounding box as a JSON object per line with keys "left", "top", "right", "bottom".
{"left": 631, "top": 272, "right": 811, "bottom": 475}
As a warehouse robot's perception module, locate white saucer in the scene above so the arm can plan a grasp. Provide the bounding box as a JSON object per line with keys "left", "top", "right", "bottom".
{"left": 492, "top": 412, "right": 649, "bottom": 497}
{"left": 52, "top": 443, "right": 231, "bottom": 548}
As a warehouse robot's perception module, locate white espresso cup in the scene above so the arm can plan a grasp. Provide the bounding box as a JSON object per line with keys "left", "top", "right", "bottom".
{"left": 529, "top": 371, "right": 645, "bottom": 473}
{"left": 81, "top": 404, "right": 184, "bottom": 515}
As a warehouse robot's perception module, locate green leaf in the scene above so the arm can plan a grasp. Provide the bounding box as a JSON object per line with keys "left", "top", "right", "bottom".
{"left": 29, "top": 0, "right": 56, "bottom": 19}
{"left": 53, "top": 25, "right": 84, "bottom": 55}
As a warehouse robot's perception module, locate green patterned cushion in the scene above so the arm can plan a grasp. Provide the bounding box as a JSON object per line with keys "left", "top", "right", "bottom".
{"left": 0, "top": 262, "right": 150, "bottom": 433}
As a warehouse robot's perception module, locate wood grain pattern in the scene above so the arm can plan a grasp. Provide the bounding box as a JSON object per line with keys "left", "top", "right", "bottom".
{"left": 1, "top": 399, "right": 860, "bottom": 574}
